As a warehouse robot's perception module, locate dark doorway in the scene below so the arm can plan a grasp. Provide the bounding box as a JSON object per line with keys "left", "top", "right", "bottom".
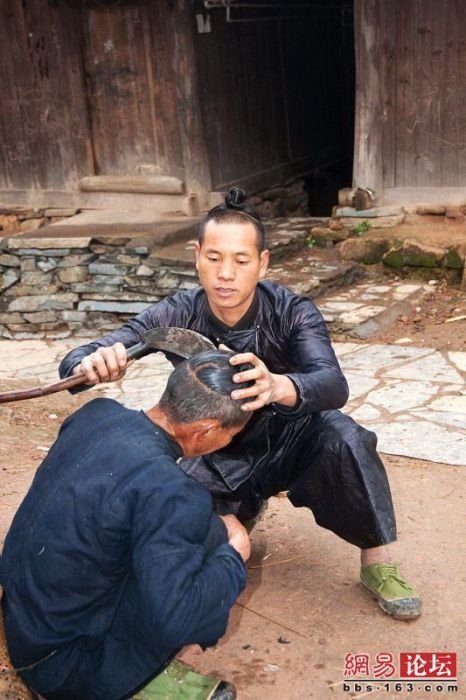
{"left": 196, "top": 0, "right": 355, "bottom": 211}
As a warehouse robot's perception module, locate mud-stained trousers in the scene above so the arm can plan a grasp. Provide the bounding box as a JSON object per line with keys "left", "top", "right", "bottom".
{"left": 180, "top": 409, "right": 397, "bottom": 550}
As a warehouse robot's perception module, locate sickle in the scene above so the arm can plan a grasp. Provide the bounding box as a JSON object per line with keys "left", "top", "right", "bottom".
{"left": 0, "top": 327, "right": 216, "bottom": 404}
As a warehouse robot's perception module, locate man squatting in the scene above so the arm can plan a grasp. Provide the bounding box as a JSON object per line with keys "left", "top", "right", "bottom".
{"left": 1, "top": 351, "right": 254, "bottom": 699}
{"left": 60, "top": 188, "right": 422, "bottom": 623}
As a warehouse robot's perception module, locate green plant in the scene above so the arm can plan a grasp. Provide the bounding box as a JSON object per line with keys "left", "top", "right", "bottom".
{"left": 353, "top": 219, "right": 371, "bottom": 235}
{"left": 305, "top": 236, "right": 316, "bottom": 248}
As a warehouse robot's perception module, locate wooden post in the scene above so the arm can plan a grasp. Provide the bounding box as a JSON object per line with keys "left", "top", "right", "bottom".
{"left": 169, "top": 0, "right": 212, "bottom": 208}
{"left": 353, "top": 0, "right": 383, "bottom": 198}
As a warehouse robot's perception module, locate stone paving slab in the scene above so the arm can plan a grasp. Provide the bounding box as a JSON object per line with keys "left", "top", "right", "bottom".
{"left": 0, "top": 334, "right": 464, "bottom": 468}
{"left": 316, "top": 279, "right": 431, "bottom": 338}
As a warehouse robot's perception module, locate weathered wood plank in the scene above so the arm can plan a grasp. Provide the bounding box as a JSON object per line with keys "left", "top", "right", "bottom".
{"left": 380, "top": 0, "right": 397, "bottom": 189}
{"left": 0, "top": 0, "right": 92, "bottom": 190}
{"left": 353, "top": 0, "right": 383, "bottom": 194}
{"left": 79, "top": 175, "right": 184, "bottom": 194}
{"left": 82, "top": 4, "right": 158, "bottom": 175}
{"left": 168, "top": 0, "right": 212, "bottom": 204}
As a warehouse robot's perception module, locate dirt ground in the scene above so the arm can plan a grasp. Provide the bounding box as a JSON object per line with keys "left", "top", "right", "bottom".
{"left": 372, "top": 281, "right": 466, "bottom": 353}
{"left": 0, "top": 280, "right": 464, "bottom": 698}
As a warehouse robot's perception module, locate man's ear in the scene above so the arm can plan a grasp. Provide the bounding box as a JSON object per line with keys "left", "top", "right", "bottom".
{"left": 194, "top": 241, "right": 201, "bottom": 272}
{"left": 259, "top": 249, "right": 270, "bottom": 278}
{"left": 197, "top": 419, "right": 218, "bottom": 438}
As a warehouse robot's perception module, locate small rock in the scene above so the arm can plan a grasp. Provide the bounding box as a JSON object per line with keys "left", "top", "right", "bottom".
{"left": 263, "top": 664, "right": 280, "bottom": 673}
{"left": 428, "top": 279, "right": 439, "bottom": 286}
{"left": 277, "top": 637, "right": 290, "bottom": 644}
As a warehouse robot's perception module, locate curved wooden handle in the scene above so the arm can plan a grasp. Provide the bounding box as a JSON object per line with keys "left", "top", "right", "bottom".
{"left": 0, "top": 373, "right": 89, "bottom": 404}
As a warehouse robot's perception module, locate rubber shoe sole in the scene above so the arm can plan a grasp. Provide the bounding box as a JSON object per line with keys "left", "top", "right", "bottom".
{"left": 360, "top": 576, "right": 422, "bottom": 620}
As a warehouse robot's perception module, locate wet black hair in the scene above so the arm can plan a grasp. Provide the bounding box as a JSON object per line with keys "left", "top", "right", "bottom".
{"left": 159, "top": 349, "right": 255, "bottom": 428}
{"left": 198, "top": 187, "right": 266, "bottom": 252}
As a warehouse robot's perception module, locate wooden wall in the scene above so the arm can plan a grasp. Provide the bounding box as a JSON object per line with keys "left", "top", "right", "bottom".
{"left": 354, "top": 0, "right": 466, "bottom": 192}
{"left": 0, "top": 0, "right": 185, "bottom": 193}
{"left": 0, "top": 0, "right": 92, "bottom": 191}
{"left": 0, "top": 0, "right": 353, "bottom": 198}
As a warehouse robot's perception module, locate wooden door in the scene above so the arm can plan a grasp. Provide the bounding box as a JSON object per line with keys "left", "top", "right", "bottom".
{"left": 82, "top": 1, "right": 184, "bottom": 179}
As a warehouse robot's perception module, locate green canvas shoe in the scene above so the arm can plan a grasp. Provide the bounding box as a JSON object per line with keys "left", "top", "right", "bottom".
{"left": 133, "top": 659, "right": 236, "bottom": 700}
{"left": 360, "top": 563, "right": 422, "bottom": 620}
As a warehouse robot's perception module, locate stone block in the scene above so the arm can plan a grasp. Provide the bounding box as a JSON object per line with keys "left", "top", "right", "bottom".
{"left": 383, "top": 239, "right": 445, "bottom": 269}
{"left": 70, "top": 283, "right": 121, "bottom": 294}
{"left": 0, "top": 253, "right": 20, "bottom": 267}
{"left": 337, "top": 237, "right": 392, "bottom": 264}
{"left": 78, "top": 300, "right": 151, "bottom": 314}
{"left": 37, "top": 259, "right": 57, "bottom": 272}
{"left": 6, "top": 247, "right": 70, "bottom": 257}
{"left": 310, "top": 226, "right": 349, "bottom": 245}
{"left": 21, "top": 271, "right": 54, "bottom": 286}
{"left": 56, "top": 254, "right": 94, "bottom": 268}
{"left": 20, "top": 258, "right": 37, "bottom": 272}
{"left": 123, "top": 277, "right": 154, "bottom": 288}
{"left": 336, "top": 206, "right": 403, "bottom": 218}
{"left": 19, "top": 218, "right": 44, "bottom": 233}
{"left": 6, "top": 329, "right": 45, "bottom": 340}
{"left": 0, "top": 268, "right": 20, "bottom": 291}
{"left": 8, "top": 237, "right": 91, "bottom": 250}
{"left": 136, "top": 265, "right": 154, "bottom": 276}
{"left": 122, "top": 244, "right": 149, "bottom": 255}
{"left": 90, "top": 275, "right": 125, "bottom": 286}
{"left": 44, "top": 208, "right": 79, "bottom": 217}
{"left": 91, "top": 236, "right": 131, "bottom": 247}
{"left": 340, "top": 214, "right": 404, "bottom": 229}
{"left": 57, "top": 267, "right": 89, "bottom": 284}
{"left": 81, "top": 292, "right": 158, "bottom": 302}
{"left": 6, "top": 284, "right": 59, "bottom": 297}
{"left": 0, "top": 215, "right": 20, "bottom": 232}
{"left": 443, "top": 247, "right": 465, "bottom": 269}
{"left": 61, "top": 310, "right": 87, "bottom": 322}
{"left": 23, "top": 311, "right": 57, "bottom": 324}
{"left": 6, "top": 323, "right": 38, "bottom": 332}
{"left": 89, "top": 262, "right": 129, "bottom": 276}
{"left": 8, "top": 293, "right": 78, "bottom": 312}
{"left": 114, "top": 255, "right": 141, "bottom": 265}
{"left": 0, "top": 312, "right": 23, "bottom": 324}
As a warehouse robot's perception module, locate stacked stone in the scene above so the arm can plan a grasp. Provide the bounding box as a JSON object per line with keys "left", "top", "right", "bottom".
{"left": 0, "top": 208, "right": 78, "bottom": 235}
{"left": 0, "top": 236, "right": 198, "bottom": 339}
{"left": 249, "top": 179, "right": 309, "bottom": 219}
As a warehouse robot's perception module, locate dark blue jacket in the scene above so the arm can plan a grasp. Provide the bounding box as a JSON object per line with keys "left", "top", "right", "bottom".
{"left": 1, "top": 399, "right": 246, "bottom": 699}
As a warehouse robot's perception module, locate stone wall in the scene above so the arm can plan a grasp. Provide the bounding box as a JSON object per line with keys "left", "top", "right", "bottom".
{"left": 249, "top": 179, "right": 309, "bottom": 219}
{"left": 0, "top": 236, "right": 198, "bottom": 339}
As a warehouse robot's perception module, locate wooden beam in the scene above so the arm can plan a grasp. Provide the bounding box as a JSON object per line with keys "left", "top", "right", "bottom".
{"left": 353, "top": 0, "right": 383, "bottom": 197}
{"left": 79, "top": 175, "right": 184, "bottom": 195}
{"left": 169, "top": 1, "right": 212, "bottom": 207}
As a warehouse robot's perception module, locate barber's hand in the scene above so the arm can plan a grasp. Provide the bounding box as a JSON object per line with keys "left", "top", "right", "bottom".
{"left": 224, "top": 351, "right": 290, "bottom": 413}
{"left": 219, "top": 514, "right": 251, "bottom": 562}
{"left": 72, "top": 342, "right": 128, "bottom": 385}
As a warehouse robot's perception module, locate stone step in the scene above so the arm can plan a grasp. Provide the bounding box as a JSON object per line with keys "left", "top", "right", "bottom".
{"left": 267, "top": 247, "right": 362, "bottom": 298}
{"left": 7, "top": 212, "right": 203, "bottom": 249}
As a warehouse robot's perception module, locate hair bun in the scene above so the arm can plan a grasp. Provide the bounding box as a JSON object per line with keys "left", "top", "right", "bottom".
{"left": 225, "top": 187, "right": 247, "bottom": 209}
